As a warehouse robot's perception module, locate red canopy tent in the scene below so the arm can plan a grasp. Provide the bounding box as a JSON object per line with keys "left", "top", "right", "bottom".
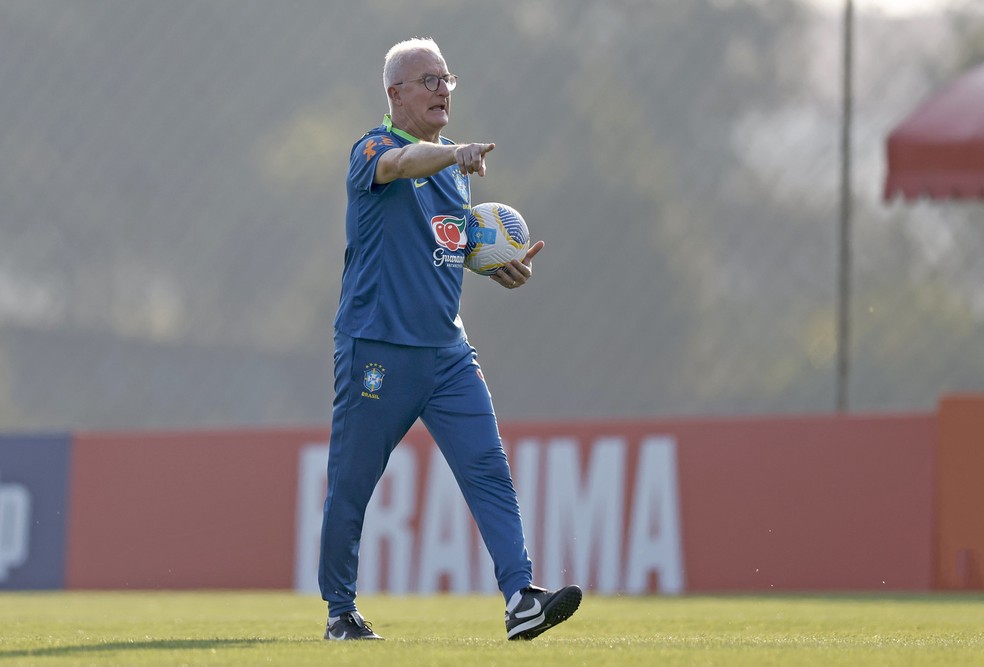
{"left": 884, "top": 62, "right": 984, "bottom": 201}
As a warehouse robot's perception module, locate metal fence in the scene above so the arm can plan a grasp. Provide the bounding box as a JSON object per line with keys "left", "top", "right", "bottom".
{"left": 0, "top": 0, "right": 982, "bottom": 430}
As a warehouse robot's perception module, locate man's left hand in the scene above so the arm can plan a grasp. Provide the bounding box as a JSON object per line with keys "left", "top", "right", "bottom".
{"left": 491, "top": 240, "right": 545, "bottom": 289}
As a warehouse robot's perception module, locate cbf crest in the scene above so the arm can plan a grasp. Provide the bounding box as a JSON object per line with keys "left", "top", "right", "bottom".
{"left": 453, "top": 168, "right": 469, "bottom": 203}
{"left": 362, "top": 362, "right": 385, "bottom": 400}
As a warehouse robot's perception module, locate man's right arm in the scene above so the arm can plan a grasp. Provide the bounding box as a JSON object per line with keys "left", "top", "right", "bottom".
{"left": 375, "top": 141, "right": 495, "bottom": 184}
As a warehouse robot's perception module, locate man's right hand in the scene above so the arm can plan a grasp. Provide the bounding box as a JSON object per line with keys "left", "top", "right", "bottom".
{"left": 454, "top": 142, "right": 495, "bottom": 177}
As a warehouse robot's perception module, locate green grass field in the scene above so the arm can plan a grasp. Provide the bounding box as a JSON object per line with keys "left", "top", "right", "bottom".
{"left": 2, "top": 592, "right": 983, "bottom": 667}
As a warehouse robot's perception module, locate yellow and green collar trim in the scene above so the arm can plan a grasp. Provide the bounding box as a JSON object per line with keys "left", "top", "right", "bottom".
{"left": 383, "top": 114, "right": 421, "bottom": 143}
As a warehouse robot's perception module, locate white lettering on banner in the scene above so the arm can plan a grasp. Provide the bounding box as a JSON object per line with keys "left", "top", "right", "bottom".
{"left": 360, "top": 447, "right": 416, "bottom": 594}
{"left": 0, "top": 471, "right": 32, "bottom": 581}
{"left": 625, "top": 436, "right": 684, "bottom": 594}
{"left": 293, "top": 434, "right": 684, "bottom": 595}
{"left": 511, "top": 439, "right": 541, "bottom": 569}
{"left": 474, "top": 533, "right": 498, "bottom": 595}
{"left": 294, "top": 445, "right": 329, "bottom": 593}
{"left": 417, "top": 453, "right": 472, "bottom": 593}
{"left": 542, "top": 438, "right": 625, "bottom": 592}
{"left": 294, "top": 445, "right": 419, "bottom": 595}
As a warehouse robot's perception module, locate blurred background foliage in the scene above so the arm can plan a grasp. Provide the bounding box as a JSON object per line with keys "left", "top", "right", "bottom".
{"left": 0, "top": 0, "right": 983, "bottom": 430}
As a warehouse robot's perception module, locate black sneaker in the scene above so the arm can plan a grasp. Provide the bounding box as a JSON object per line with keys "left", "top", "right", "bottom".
{"left": 324, "top": 611, "right": 383, "bottom": 640}
{"left": 505, "top": 584, "right": 582, "bottom": 640}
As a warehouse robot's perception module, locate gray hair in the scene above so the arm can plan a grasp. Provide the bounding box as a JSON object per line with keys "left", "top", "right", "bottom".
{"left": 383, "top": 37, "right": 443, "bottom": 89}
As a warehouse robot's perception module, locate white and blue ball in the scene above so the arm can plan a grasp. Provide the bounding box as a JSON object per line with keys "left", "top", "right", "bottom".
{"left": 464, "top": 202, "right": 530, "bottom": 276}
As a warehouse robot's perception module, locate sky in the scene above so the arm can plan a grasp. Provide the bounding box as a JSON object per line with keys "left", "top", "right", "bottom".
{"left": 809, "top": 0, "right": 951, "bottom": 16}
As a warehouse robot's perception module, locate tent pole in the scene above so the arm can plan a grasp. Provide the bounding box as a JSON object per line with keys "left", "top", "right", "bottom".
{"left": 836, "top": 0, "right": 854, "bottom": 413}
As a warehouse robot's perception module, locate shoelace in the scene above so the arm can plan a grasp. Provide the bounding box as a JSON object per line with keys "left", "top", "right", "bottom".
{"left": 351, "top": 615, "right": 376, "bottom": 636}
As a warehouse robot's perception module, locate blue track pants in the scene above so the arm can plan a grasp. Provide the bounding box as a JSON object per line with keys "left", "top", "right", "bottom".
{"left": 318, "top": 332, "right": 533, "bottom": 615}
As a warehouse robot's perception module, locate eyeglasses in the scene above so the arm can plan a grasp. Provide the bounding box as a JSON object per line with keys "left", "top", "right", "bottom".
{"left": 393, "top": 73, "right": 458, "bottom": 92}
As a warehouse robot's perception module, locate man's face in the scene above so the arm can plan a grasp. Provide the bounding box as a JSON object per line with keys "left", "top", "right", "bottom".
{"left": 391, "top": 50, "right": 452, "bottom": 138}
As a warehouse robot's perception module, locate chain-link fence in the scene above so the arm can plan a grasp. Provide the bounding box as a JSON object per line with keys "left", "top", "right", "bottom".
{"left": 0, "top": 0, "right": 982, "bottom": 430}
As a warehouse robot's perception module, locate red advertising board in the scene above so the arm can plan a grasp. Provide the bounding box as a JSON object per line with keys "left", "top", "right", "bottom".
{"left": 62, "top": 411, "right": 940, "bottom": 593}
{"left": 491, "top": 414, "right": 935, "bottom": 593}
{"left": 66, "top": 429, "right": 326, "bottom": 589}
{"left": 668, "top": 414, "right": 935, "bottom": 591}
{"left": 935, "top": 395, "right": 984, "bottom": 589}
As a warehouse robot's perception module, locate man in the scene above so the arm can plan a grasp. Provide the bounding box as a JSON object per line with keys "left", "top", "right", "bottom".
{"left": 319, "top": 37, "right": 581, "bottom": 641}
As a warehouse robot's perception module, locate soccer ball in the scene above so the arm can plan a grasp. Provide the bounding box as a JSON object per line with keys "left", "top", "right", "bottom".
{"left": 464, "top": 202, "right": 530, "bottom": 276}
